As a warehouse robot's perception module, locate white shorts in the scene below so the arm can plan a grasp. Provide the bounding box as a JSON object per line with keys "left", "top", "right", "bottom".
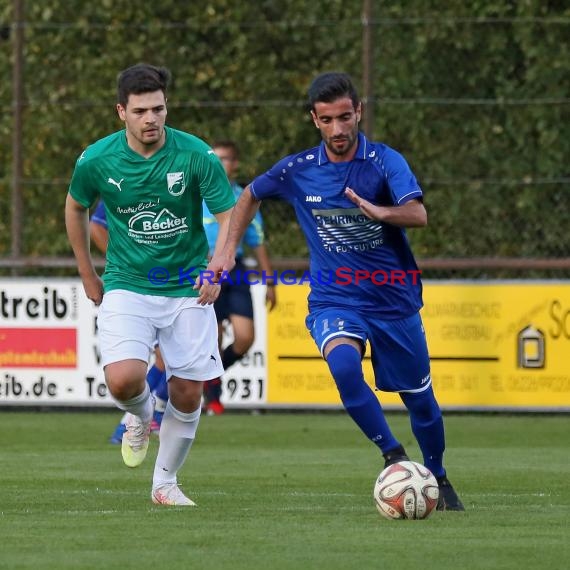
{"left": 97, "top": 290, "right": 224, "bottom": 381}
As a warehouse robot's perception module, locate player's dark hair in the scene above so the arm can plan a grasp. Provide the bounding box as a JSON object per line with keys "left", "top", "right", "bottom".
{"left": 117, "top": 63, "right": 171, "bottom": 107}
{"left": 308, "top": 72, "right": 360, "bottom": 111}
{"left": 212, "top": 140, "right": 239, "bottom": 159}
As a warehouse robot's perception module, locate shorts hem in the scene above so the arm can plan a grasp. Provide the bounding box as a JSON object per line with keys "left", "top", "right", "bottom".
{"left": 375, "top": 379, "right": 433, "bottom": 394}
{"left": 319, "top": 332, "right": 365, "bottom": 356}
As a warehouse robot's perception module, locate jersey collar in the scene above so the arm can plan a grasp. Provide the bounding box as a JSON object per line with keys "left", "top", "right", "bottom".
{"left": 317, "top": 132, "right": 368, "bottom": 165}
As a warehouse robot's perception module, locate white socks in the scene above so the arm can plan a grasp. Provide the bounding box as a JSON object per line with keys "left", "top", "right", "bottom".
{"left": 113, "top": 383, "right": 154, "bottom": 424}
{"left": 153, "top": 400, "right": 201, "bottom": 487}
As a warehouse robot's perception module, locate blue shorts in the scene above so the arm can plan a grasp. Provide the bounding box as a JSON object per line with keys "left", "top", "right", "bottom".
{"left": 213, "top": 260, "right": 254, "bottom": 322}
{"left": 305, "top": 308, "right": 431, "bottom": 393}
{"left": 214, "top": 282, "right": 253, "bottom": 321}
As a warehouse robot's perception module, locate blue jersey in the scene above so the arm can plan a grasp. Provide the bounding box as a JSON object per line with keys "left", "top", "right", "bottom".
{"left": 250, "top": 133, "right": 423, "bottom": 319}
{"left": 91, "top": 200, "right": 107, "bottom": 228}
{"left": 203, "top": 181, "right": 264, "bottom": 257}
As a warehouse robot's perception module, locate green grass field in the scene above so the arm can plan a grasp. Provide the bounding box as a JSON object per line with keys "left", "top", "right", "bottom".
{"left": 0, "top": 411, "right": 568, "bottom": 570}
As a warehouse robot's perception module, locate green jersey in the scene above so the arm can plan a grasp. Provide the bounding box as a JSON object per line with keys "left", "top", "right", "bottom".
{"left": 69, "top": 126, "right": 235, "bottom": 296}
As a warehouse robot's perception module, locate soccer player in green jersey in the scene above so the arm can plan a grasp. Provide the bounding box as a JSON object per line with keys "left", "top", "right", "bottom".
{"left": 65, "top": 63, "right": 235, "bottom": 506}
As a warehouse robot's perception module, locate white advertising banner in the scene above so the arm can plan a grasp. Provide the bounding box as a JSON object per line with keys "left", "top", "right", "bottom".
{"left": 218, "top": 284, "right": 268, "bottom": 408}
{"left": 0, "top": 279, "right": 107, "bottom": 405}
{"left": 0, "top": 278, "right": 268, "bottom": 408}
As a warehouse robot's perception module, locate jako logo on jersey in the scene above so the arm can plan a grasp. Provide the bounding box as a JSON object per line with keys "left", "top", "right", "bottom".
{"left": 167, "top": 172, "right": 186, "bottom": 196}
{"left": 128, "top": 208, "right": 188, "bottom": 236}
{"left": 305, "top": 195, "right": 322, "bottom": 203}
{"left": 107, "top": 177, "right": 123, "bottom": 191}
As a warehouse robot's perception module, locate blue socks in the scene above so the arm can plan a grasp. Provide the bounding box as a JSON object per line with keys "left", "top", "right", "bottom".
{"left": 400, "top": 388, "right": 446, "bottom": 478}
{"left": 327, "top": 344, "right": 447, "bottom": 476}
{"left": 153, "top": 372, "right": 169, "bottom": 402}
{"left": 146, "top": 364, "right": 166, "bottom": 392}
{"left": 326, "top": 344, "right": 399, "bottom": 453}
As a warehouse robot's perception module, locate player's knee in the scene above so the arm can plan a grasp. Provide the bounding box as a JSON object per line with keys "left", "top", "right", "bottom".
{"left": 401, "top": 388, "right": 441, "bottom": 422}
{"left": 104, "top": 360, "right": 147, "bottom": 400}
{"left": 232, "top": 334, "right": 254, "bottom": 355}
{"left": 231, "top": 319, "right": 255, "bottom": 355}
{"left": 327, "top": 354, "right": 356, "bottom": 381}
{"left": 326, "top": 344, "right": 364, "bottom": 399}
{"left": 106, "top": 380, "right": 140, "bottom": 401}
{"left": 168, "top": 377, "right": 203, "bottom": 412}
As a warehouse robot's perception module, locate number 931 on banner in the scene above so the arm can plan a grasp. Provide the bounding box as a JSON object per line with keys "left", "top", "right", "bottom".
{"left": 221, "top": 375, "right": 266, "bottom": 407}
{"left": 217, "top": 285, "right": 268, "bottom": 408}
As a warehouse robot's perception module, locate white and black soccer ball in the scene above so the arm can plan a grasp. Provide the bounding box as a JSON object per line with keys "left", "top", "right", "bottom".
{"left": 373, "top": 460, "right": 439, "bottom": 520}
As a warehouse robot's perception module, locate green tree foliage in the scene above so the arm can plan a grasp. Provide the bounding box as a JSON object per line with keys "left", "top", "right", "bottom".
{"left": 0, "top": 0, "right": 568, "bottom": 268}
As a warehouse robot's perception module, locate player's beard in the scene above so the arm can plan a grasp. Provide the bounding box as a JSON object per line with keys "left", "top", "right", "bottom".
{"left": 134, "top": 126, "right": 165, "bottom": 154}
{"left": 325, "top": 129, "right": 358, "bottom": 158}
{"left": 141, "top": 126, "right": 163, "bottom": 146}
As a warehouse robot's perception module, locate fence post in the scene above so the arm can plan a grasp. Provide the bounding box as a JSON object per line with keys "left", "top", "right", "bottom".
{"left": 11, "top": 0, "right": 25, "bottom": 275}
{"left": 361, "top": 0, "right": 374, "bottom": 139}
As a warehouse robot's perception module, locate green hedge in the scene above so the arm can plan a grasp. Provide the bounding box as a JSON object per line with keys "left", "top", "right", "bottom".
{"left": 0, "top": 1, "right": 568, "bottom": 273}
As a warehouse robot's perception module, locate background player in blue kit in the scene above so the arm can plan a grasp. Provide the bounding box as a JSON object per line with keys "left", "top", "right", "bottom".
{"left": 203, "top": 140, "right": 277, "bottom": 414}
{"left": 210, "top": 72, "right": 464, "bottom": 511}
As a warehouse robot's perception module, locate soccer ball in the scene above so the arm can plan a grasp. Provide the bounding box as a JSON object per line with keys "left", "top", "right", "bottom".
{"left": 373, "top": 461, "right": 439, "bottom": 520}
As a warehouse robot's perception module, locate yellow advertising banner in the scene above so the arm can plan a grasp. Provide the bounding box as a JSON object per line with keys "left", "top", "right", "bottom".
{"left": 267, "top": 282, "right": 570, "bottom": 410}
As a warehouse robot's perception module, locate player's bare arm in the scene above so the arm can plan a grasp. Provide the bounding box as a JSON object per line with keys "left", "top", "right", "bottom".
{"left": 209, "top": 207, "right": 234, "bottom": 262}
{"left": 65, "top": 194, "right": 104, "bottom": 305}
{"left": 344, "top": 187, "right": 427, "bottom": 227}
{"left": 253, "top": 243, "right": 277, "bottom": 311}
{"left": 209, "top": 186, "right": 261, "bottom": 277}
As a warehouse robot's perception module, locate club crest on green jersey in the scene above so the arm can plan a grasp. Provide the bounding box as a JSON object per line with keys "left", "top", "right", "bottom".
{"left": 167, "top": 172, "right": 186, "bottom": 196}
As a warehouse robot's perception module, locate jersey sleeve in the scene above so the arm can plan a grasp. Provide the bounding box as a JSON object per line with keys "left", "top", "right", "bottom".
{"left": 68, "top": 151, "right": 99, "bottom": 208}
{"left": 90, "top": 200, "right": 107, "bottom": 228}
{"left": 382, "top": 147, "right": 423, "bottom": 205}
{"left": 199, "top": 151, "right": 235, "bottom": 214}
{"left": 249, "top": 155, "right": 294, "bottom": 203}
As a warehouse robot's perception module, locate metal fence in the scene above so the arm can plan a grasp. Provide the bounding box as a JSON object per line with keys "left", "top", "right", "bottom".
{"left": 1, "top": 3, "right": 569, "bottom": 278}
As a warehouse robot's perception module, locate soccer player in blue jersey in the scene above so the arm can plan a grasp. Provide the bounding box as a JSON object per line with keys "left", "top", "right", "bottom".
{"left": 211, "top": 72, "right": 464, "bottom": 511}
{"left": 203, "top": 141, "right": 277, "bottom": 414}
